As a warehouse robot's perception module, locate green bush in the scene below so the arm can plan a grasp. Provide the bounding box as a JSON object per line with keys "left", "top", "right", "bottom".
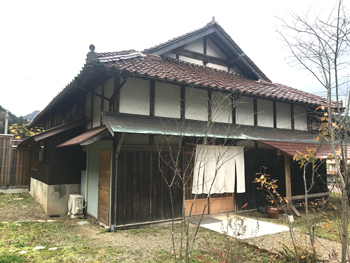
{"left": 0, "top": 254, "right": 25, "bottom": 263}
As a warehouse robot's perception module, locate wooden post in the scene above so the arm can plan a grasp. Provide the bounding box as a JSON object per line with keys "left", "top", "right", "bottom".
{"left": 284, "top": 154, "right": 292, "bottom": 213}
{"left": 111, "top": 133, "right": 125, "bottom": 230}
{"left": 285, "top": 154, "right": 291, "bottom": 198}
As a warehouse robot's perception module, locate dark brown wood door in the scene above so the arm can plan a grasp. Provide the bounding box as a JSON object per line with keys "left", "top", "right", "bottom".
{"left": 98, "top": 149, "right": 111, "bottom": 225}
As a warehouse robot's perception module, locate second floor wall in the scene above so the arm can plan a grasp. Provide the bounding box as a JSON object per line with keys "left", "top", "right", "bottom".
{"left": 85, "top": 77, "right": 308, "bottom": 131}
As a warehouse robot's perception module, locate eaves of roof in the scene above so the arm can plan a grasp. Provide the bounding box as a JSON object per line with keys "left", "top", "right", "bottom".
{"left": 29, "top": 65, "right": 97, "bottom": 128}
{"left": 102, "top": 112, "right": 319, "bottom": 143}
{"left": 93, "top": 55, "right": 330, "bottom": 106}
{"left": 31, "top": 50, "right": 333, "bottom": 128}
{"left": 20, "top": 117, "right": 86, "bottom": 146}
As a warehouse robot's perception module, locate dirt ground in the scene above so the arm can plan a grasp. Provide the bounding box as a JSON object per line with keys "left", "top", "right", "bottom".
{"left": 1, "top": 192, "right": 345, "bottom": 262}
{"left": 0, "top": 192, "right": 49, "bottom": 222}
{"left": 1, "top": 193, "right": 274, "bottom": 262}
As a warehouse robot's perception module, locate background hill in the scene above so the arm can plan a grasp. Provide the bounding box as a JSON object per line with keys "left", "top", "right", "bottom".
{"left": 23, "top": 110, "right": 40, "bottom": 121}
{"left": 0, "top": 105, "right": 28, "bottom": 134}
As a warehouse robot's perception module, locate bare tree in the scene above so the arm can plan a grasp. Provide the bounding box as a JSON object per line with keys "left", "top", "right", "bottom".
{"left": 156, "top": 90, "right": 249, "bottom": 263}
{"left": 277, "top": 1, "right": 350, "bottom": 261}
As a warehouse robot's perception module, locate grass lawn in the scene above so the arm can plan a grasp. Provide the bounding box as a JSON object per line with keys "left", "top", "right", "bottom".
{"left": 0, "top": 193, "right": 275, "bottom": 263}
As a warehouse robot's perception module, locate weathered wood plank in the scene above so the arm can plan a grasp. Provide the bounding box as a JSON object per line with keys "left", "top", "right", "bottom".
{"left": 98, "top": 149, "right": 111, "bottom": 226}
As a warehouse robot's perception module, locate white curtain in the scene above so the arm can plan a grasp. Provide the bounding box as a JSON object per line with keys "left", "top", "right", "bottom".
{"left": 192, "top": 145, "right": 245, "bottom": 194}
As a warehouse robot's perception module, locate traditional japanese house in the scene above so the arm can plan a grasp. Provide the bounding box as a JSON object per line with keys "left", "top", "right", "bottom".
{"left": 20, "top": 19, "right": 328, "bottom": 228}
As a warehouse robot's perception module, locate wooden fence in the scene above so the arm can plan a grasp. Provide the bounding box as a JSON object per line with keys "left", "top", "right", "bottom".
{"left": 0, "top": 135, "right": 30, "bottom": 186}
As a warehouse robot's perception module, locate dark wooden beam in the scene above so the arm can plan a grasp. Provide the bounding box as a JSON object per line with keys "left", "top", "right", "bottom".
{"left": 181, "top": 85, "right": 185, "bottom": 119}
{"left": 284, "top": 154, "right": 292, "bottom": 202}
{"left": 273, "top": 101, "right": 277, "bottom": 128}
{"left": 101, "top": 83, "right": 105, "bottom": 111}
{"left": 114, "top": 76, "right": 121, "bottom": 113}
{"left": 254, "top": 98, "right": 257, "bottom": 126}
{"left": 148, "top": 27, "right": 216, "bottom": 55}
{"left": 172, "top": 44, "right": 188, "bottom": 53}
{"left": 149, "top": 134, "right": 154, "bottom": 145}
{"left": 150, "top": 81, "right": 155, "bottom": 116}
{"left": 291, "top": 104, "right": 295, "bottom": 130}
{"left": 77, "top": 86, "right": 110, "bottom": 102}
{"left": 232, "top": 96, "right": 236, "bottom": 125}
{"left": 203, "top": 38, "right": 207, "bottom": 55}
{"left": 90, "top": 92, "right": 93, "bottom": 129}
{"left": 173, "top": 49, "right": 230, "bottom": 67}
{"left": 306, "top": 108, "right": 312, "bottom": 131}
{"left": 208, "top": 90, "right": 212, "bottom": 121}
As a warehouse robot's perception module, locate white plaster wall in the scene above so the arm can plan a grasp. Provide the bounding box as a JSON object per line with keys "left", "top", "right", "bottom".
{"left": 122, "top": 134, "right": 149, "bottom": 145}
{"left": 92, "top": 85, "right": 102, "bottom": 128}
{"left": 30, "top": 177, "right": 48, "bottom": 213}
{"left": 207, "top": 39, "right": 226, "bottom": 59}
{"left": 185, "top": 87, "right": 208, "bottom": 121}
{"left": 276, "top": 102, "right": 291, "bottom": 129}
{"left": 206, "top": 63, "right": 228, "bottom": 71}
{"left": 163, "top": 51, "right": 176, "bottom": 59}
{"left": 236, "top": 96, "right": 254, "bottom": 126}
{"left": 179, "top": 55, "right": 203, "bottom": 66}
{"left": 30, "top": 177, "right": 80, "bottom": 215}
{"left": 155, "top": 82, "right": 181, "bottom": 118}
{"left": 47, "top": 184, "right": 80, "bottom": 215}
{"left": 120, "top": 78, "right": 150, "bottom": 115}
{"left": 86, "top": 141, "right": 112, "bottom": 218}
{"left": 294, "top": 105, "right": 308, "bottom": 130}
{"left": 103, "top": 77, "right": 114, "bottom": 111}
{"left": 257, "top": 99, "right": 273, "bottom": 128}
{"left": 184, "top": 38, "right": 203, "bottom": 53}
{"left": 211, "top": 91, "right": 232, "bottom": 123}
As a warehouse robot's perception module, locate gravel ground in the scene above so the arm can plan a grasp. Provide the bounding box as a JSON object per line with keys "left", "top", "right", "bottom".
{"left": 245, "top": 228, "right": 342, "bottom": 262}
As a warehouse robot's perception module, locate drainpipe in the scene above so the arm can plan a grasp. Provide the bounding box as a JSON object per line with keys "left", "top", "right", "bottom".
{"left": 4, "top": 110, "right": 9, "bottom": 134}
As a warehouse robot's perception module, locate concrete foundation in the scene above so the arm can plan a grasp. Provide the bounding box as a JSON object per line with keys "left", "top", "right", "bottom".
{"left": 30, "top": 178, "right": 80, "bottom": 215}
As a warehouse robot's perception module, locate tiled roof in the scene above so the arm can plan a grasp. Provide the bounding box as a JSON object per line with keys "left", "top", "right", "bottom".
{"left": 143, "top": 20, "right": 216, "bottom": 54}
{"left": 93, "top": 55, "right": 328, "bottom": 106}
{"left": 96, "top": 50, "right": 136, "bottom": 57}
{"left": 143, "top": 19, "right": 271, "bottom": 82}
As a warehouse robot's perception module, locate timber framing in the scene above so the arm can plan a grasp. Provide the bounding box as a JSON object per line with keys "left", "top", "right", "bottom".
{"left": 173, "top": 49, "right": 231, "bottom": 67}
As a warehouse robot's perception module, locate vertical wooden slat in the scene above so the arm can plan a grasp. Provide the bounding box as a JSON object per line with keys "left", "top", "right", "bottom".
{"left": 0, "top": 136, "right": 31, "bottom": 187}
{"left": 150, "top": 81, "right": 155, "bottom": 116}
{"left": 232, "top": 96, "right": 236, "bottom": 125}
{"left": 208, "top": 90, "right": 212, "bottom": 122}
{"left": 285, "top": 155, "right": 292, "bottom": 200}
{"left": 180, "top": 86, "right": 185, "bottom": 119}
{"left": 273, "top": 101, "right": 277, "bottom": 128}
{"left": 254, "top": 97, "right": 258, "bottom": 126}
{"left": 291, "top": 104, "right": 295, "bottom": 130}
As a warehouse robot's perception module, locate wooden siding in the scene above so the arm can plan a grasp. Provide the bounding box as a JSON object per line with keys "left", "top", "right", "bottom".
{"left": 98, "top": 149, "right": 111, "bottom": 225}
{"left": 0, "top": 136, "right": 30, "bottom": 186}
{"left": 235, "top": 149, "right": 286, "bottom": 211}
{"left": 115, "top": 146, "right": 182, "bottom": 225}
{"left": 30, "top": 125, "right": 84, "bottom": 185}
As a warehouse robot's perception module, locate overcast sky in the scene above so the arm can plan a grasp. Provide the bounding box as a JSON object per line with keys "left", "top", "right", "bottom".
{"left": 0, "top": 0, "right": 339, "bottom": 117}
